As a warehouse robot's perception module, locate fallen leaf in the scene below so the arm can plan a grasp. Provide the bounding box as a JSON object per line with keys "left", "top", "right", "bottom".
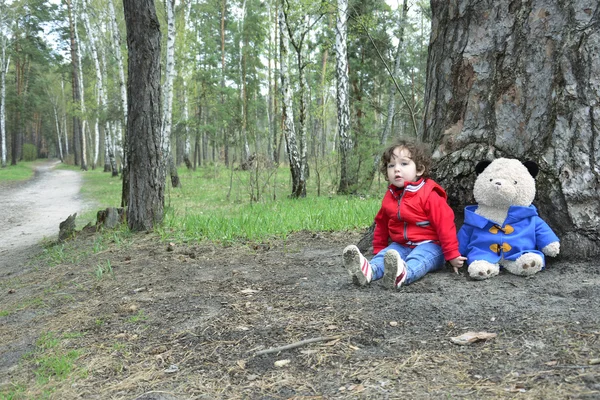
{"left": 545, "top": 360, "right": 558, "bottom": 366}
{"left": 589, "top": 358, "right": 600, "bottom": 365}
{"left": 240, "top": 288, "right": 259, "bottom": 294}
{"left": 450, "top": 331, "right": 497, "bottom": 345}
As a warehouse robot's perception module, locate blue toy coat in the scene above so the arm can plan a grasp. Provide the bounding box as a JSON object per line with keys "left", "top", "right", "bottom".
{"left": 458, "top": 205, "right": 559, "bottom": 265}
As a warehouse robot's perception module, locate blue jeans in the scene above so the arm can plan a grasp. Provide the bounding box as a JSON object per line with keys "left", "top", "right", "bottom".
{"left": 370, "top": 242, "right": 445, "bottom": 285}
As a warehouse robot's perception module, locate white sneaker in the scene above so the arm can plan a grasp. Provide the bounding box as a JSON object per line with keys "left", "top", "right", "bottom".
{"left": 343, "top": 245, "right": 372, "bottom": 286}
{"left": 382, "top": 249, "right": 407, "bottom": 289}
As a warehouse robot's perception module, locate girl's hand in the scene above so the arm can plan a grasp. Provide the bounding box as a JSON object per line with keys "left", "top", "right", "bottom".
{"left": 449, "top": 256, "right": 467, "bottom": 274}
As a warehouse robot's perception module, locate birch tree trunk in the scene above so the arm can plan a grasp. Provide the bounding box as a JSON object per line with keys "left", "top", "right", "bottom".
{"left": 67, "top": 0, "right": 80, "bottom": 166}
{"left": 238, "top": 0, "right": 251, "bottom": 163}
{"left": 335, "top": 0, "right": 352, "bottom": 194}
{"left": 1, "top": 49, "right": 8, "bottom": 168}
{"left": 424, "top": 0, "right": 600, "bottom": 258}
{"left": 0, "top": 4, "right": 9, "bottom": 167}
{"left": 181, "top": 0, "right": 193, "bottom": 170}
{"left": 162, "top": 0, "right": 180, "bottom": 188}
{"left": 108, "top": 0, "right": 126, "bottom": 170}
{"left": 81, "top": 0, "right": 104, "bottom": 170}
{"left": 73, "top": 0, "right": 88, "bottom": 170}
{"left": 50, "top": 93, "right": 64, "bottom": 161}
{"left": 220, "top": 0, "right": 229, "bottom": 166}
{"left": 60, "top": 77, "right": 69, "bottom": 157}
{"left": 123, "top": 0, "right": 164, "bottom": 231}
{"left": 278, "top": 8, "right": 304, "bottom": 198}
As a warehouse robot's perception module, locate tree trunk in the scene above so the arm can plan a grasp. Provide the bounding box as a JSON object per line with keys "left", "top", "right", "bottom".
{"left": 81, "top": 0, "right": 104, "bottom": 170}
{"left": 123, "top": 0, "right": 164, "bottom": 231}
{"left": 279, "top": 7, "right": 305, "bottom": 198}
{"left": 60, "top": 77, "right": 69, "bottom": 157}
{"left": 108, "top": 0, "right": 126, "bottom": 175}
{"left": 335, "top": 0, "right": 352, "bottom": 194}
{"left": 0, "top": 48, "right": 8, "bottom": 168}
{"left": 220, "top": 0, "right": 229, "bottom": 167}
{"left": 424, "top": 0, "right": 600, "bottom": 258}
{"left": 181, "top": 0, "right": 193, "bottom": 170}
{"left": 67, "top": 0, "right": 80, "bottom": 166}
{"left": 72, "top": 0, "right": 88, "bottom": 170}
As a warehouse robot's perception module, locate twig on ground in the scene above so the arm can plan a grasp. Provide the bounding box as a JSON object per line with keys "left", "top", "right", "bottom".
{"left": 254, "top": 335, "right": 342, "bottom": 356}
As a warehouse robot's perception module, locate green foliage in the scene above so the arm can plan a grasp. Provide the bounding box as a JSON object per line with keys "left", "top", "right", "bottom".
{"left": 21, "top": 144, "right": 38, "bottom": 162}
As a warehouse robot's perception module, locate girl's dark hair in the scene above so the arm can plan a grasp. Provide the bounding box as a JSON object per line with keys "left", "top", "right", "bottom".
{"left": 379, "top": 138, "right": 431, "bottom": 180}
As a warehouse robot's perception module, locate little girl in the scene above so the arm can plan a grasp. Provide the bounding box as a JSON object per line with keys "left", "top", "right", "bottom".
{"left": 343, "top": 138, "right": 465, "bottom": 289}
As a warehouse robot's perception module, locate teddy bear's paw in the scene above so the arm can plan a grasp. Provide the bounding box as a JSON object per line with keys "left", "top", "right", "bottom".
{"left": 505, "top": 253, "right": 544, "bottom": 276}
{"left": 542, "top": 242, "right": 560, "bottom": 257}
{"left": 468, "top": 260, "right": 500, "bottom": 280}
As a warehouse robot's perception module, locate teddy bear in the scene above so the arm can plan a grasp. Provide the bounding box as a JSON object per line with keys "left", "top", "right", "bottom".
{"left": 458, "top": 158, "right": 560, "bottom": 280}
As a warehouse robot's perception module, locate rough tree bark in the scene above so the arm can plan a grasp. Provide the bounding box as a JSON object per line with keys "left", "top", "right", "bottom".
{"left": 123, "top": 0, "right": 164, "bottom": 231}
{"left": 424, "top": 0, "right": 600, "bottom": 258}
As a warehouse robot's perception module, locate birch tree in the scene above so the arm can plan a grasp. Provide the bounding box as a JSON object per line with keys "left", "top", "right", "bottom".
{"left": 181, "top": 0, "right": 193, "bottom": 170}
{"left": 60, "top": 77, "right": 69, "bottom": 158}
{"left": 68, "top": 0, "right": 87, "bottom": 170}
{"left": 280, "top": 0, "right": 323, "bottom": 197}
{"left": 161, "top": 0, "right": 181, "bottom": 187}
{"left": 81, "top": 0, "right": 107, "bottom": 170}
{"left": 278, "top": 8, "right": 304, "bottom": 197}
{"left": 108, "top": 0, "right": 127, "bottom": 170}
{"left": 335, "top": 0, "right": 351, "bottom": 194}
{"left": 0, "top": 30, "right": 9, "bottom": 168}
{"left": 0, "top": 51, "right": 9, "bottom": 168}
{"left": 424, "top": 0, "right": 600, "bottom": 258}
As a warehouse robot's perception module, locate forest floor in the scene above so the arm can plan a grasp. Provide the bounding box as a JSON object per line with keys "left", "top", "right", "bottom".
{"left": 0, "top": 161, "right": 599, "bottom": 399}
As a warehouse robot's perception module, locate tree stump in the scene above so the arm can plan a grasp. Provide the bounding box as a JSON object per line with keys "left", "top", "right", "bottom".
{"left": 96, "top": 207, "right": 125, "bottom": 229}
{"left": 58, "top": 213, "right": 77, "bottom": 242}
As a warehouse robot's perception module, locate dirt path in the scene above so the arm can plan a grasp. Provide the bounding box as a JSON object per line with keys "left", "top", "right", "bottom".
{"left": 0, "top": 164, "right": 599, "bottom": 399}
{"left": 0, "top": 160, "right": 86, "bottom": 278}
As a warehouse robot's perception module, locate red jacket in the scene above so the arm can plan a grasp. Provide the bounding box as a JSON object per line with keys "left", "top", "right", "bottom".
{"left": 373, "top": 178, "right": 461, "bottom": 261}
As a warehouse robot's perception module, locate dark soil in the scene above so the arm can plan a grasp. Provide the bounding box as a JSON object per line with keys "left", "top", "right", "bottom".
{"left": 0, "top": 163, "right": 599, "bottom": 399}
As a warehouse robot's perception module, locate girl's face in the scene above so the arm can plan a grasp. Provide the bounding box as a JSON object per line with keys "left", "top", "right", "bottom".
{"left": 386, "top": 147, "right": 424, "bottom": 188}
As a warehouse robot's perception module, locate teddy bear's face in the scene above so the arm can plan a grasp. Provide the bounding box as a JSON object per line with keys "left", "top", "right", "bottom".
{"left": 473, "top": 158, "right": 536, "bottom": 209}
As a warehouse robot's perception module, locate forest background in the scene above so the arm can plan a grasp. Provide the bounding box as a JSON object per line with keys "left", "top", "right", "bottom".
{"left": 0, "top": 0, "right": 429, "bottom": 200}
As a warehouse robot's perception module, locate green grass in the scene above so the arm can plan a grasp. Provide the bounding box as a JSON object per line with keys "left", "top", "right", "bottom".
{"left": 4, "top": 159, "right": 383, "bottom": 244}
{"left": 127, "top": 310, "right": 148, "bottom": 323}
{"left": 0, "top": 161, "right": 37, "bottom": 181}
{"left": 0, "top": 331, "right": 86, "bottom": 398}
{"left": 94, "top": 260, "right": 114, "bottom": 280}
{"left": 72, "top": 162, "right": 382, "bottom": 244}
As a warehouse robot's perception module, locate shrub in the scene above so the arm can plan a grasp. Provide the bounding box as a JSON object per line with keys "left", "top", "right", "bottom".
{"left": 22, "top": 143, "right": 38, "bottom": 161}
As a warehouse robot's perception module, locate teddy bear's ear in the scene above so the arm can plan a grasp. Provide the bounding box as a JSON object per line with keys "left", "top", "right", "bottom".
{"left": 475, "top": 160, "right": 492, "bottom": 175}
{"left": 522, "top": 161, "right": 539, "bottom": 178}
